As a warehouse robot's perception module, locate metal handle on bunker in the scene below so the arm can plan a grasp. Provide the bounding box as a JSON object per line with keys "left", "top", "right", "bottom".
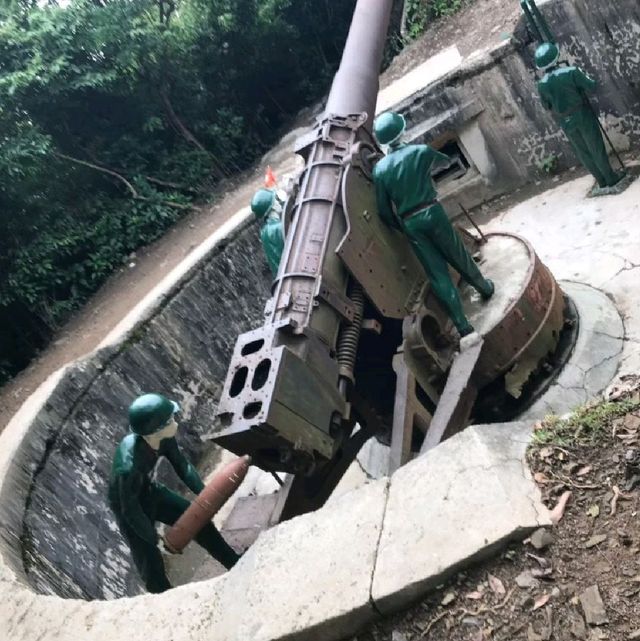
{"left": 458, "top": 202, "right": 487, "bottom": 244}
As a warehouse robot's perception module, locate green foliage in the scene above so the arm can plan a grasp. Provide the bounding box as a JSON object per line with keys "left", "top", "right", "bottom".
{"left": 536, "top": 153, "right": 559, "bottom": 175}
{"left": 531, "top": 397, "right": 640, "bottom": 448}
{"left": 0, "top": 0, "right": 363, "bottom": 384}
{"left": 404, "top": 0, "right": 466, "bottom": 40}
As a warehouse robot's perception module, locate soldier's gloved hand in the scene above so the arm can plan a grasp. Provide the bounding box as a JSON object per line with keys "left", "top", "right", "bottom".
{"left": 159, "top": 536, "right": 181, "bottom": 556}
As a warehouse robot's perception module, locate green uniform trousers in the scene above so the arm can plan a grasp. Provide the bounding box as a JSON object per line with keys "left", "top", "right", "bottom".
{"left": 563, "top": 108, "right": 620, "bottom": 188}
{"left": 115, "top": 484, "right": 240, "bottom": 593}
{"left": 402, "top": 203, "right": 492, "bottom": 334}
{"left": 260, "top": 216, "right": 285, "bottom": 276}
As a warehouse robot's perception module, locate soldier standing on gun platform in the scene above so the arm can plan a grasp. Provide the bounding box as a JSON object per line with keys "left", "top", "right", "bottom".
{"left": 535, "top": 42, "right": 625, "bottom": 190}
{"left": 108, "top": 393, "right": 240, "bottom": 593}
{"left": 372, "top": 111, "right": 494, "bottom": 339}
{"left": 250, "top": 187, "right": 285, "bottom": 276}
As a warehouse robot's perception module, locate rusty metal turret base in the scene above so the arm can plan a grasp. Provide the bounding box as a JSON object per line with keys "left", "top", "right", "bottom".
{"left": 463, "top": 232, "right": 565, "bottom": 395}
{"left": 390, "top": 231, "right": 568, "bottom": 469}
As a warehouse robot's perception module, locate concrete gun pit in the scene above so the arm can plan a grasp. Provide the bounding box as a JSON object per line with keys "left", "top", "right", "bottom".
{"left": 0, "top": 0, "right": 638, "bottom": 638}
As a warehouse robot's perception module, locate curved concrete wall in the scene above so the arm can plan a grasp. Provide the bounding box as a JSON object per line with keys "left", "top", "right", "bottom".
{"left": 0, "top": 212, "right": 270, "bottom": 599}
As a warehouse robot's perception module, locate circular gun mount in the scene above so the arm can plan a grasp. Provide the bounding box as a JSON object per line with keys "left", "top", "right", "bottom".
{"left": 390, "top": 232, "right": 572, "bottom": 470}
{"left": 218, "top": 231, "right": 572, "bottom": 523}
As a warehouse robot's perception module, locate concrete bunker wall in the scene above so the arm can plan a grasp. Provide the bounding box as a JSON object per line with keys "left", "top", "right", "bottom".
{"left": 0, "top": 219, "right": 271, "bottom": 600}
{"left": 398, "top": 0, "right": 640, "bottom": 214}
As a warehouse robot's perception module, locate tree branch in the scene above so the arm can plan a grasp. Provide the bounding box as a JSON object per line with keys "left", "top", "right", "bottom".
{"left": 53, "top": 152, "right": 140, "bottom": 197}
{"left": 78, "top": 145, "right": 201, "bottom": 194}
{"left": 158, "top": 85, "right": 230, "bottom": 181}
{"left": 143, "top": 175, "right": 200, "bottom": 194}
{"left": 53, "top": 152, "right": 193, "bottom": 210}
{"left": 159, "top": 85, "right": 207, "bottom": 152}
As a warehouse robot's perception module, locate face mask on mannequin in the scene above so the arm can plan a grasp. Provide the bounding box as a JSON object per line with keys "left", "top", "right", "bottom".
{"left": 144, "top": 417, "right": 178, "bottom": 450}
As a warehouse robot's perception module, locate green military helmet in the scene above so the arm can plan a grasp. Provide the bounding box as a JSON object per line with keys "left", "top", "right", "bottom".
{"left": 535, "top": 42, "right": 560, "bottom": 70}
{"left": 128, "top": 393, "right": 180, "bottom": 436}
{"left": 373, "top": 112, "right": 406, "bottom": 146}
{"left": 250, "top": 188, "right": 276, "bottom": 219}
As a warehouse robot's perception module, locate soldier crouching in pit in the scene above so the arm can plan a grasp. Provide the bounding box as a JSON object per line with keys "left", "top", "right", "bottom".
{"left": 251, "top": 187, "right": 285, "bottom": 277}
{"left": 108, "top": 393, "right": 240, "bottom": 593}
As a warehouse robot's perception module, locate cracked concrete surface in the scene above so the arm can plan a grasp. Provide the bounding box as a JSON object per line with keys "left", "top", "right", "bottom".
{"left": 370, "top": 422, "right": 549, "bottom": 614}
{"left": 1, "top": 422, "right": 547, "bottom": 641}
{"left": 520, "top": 280, "right": 625, "bottom": 420}
{"left": 4, "top": 170, "right": 632, "bottom": 641}
{"left": 216, "top": 478, "right": 389, "bottom": 641}
{"left": 1, "top": 70, "right": 639, "bottom": 641}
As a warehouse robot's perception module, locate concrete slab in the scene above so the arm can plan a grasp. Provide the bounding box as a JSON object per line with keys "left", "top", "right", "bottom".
{"left": 217, "top": 477, "right": 389, "bottom": 641}
{"left": 2, "top": 478, "right": 388, "bottom": 641}
{"left": 371, "top": 421, "right": 548, "bottom": 614}
{"left": 0, "top": 573, "right": 233, "bottom": 641}
{"left": 358, "top": 436, "right": 392, "bottom": 479}
{"left": 329, "top": 458, "right": 372, "bottom": 502}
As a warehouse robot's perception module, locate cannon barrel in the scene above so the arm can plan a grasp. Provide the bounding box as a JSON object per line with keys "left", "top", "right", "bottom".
{"left": 272, "top": 0, "right": 393, "bottom": 342}
{"left": 213, "top": 0, "right": 396, "bottom": 476}
{"left": 326, "top": 1, "right": 393, "bottom": 129}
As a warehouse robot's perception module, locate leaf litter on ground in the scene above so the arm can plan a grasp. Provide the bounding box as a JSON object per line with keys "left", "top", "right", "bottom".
{"left": 348, "top": 376, "right": 640, "bottom": 641}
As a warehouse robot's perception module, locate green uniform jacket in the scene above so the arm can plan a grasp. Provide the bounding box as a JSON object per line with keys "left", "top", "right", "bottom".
{"left": 108, "top": 434, "right": 204, "bottom": 544}
{"left": 260, "top": 213, "right": 285, "bottom": 276}
{"left": 537, "top": 66, "right": 596, "bottom": 130}
{"left": 372, "top": 144, "right": 449, "bottom": 228}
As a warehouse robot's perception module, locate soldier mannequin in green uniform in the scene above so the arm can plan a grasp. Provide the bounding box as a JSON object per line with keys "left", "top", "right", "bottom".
{"left": 251, "top": 188, "right": 285, "bottom": 276}
{"left": 108, "top": 393, "right": 240, "bottom": 593}
{"left": 535, "top": 42, "right": 624, "bottom": 189}
{"left": 372, "top": 112, "right": 494, "bottom": 338}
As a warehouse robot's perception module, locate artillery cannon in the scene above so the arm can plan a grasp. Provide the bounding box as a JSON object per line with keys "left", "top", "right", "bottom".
{"left": 210, "top": 0, "right": 568, "bottom": 521}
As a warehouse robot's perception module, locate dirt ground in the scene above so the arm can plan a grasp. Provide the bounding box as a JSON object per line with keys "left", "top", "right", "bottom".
{"left": 0, "top": 0, "right": 526, "bottom": 433}
{"left": 351, "top": 377, "right": 640, "bottom": 641}
{"left": 0, "top": 168, "right": 264, "bottom": 432}
{"left": 381, "top": 0, "right": 521, "bottom": 87}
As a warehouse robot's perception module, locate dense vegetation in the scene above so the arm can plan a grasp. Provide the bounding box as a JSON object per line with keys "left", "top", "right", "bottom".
{"left": 403, "top": 0, "right": 468, "bottom": 39}
{"left": 0, "top": 0, "right": 367, "bottom": 383}
{"left": 0, "top": 0, "right": 464, "bottom": 385}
